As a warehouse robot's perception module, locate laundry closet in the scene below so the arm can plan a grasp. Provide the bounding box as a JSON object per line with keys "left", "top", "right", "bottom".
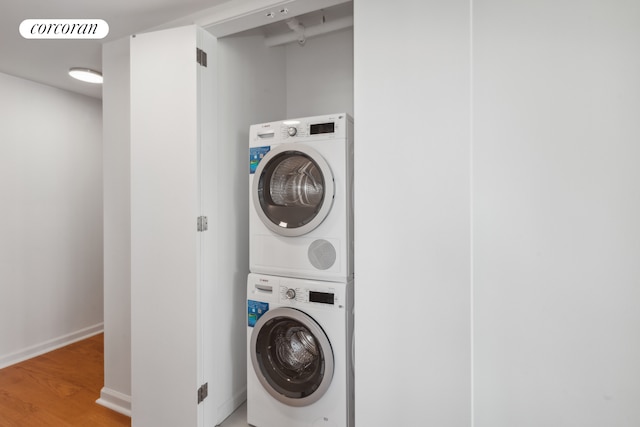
{"left": 129, "top": 1, "right": 353, "bottom": 426}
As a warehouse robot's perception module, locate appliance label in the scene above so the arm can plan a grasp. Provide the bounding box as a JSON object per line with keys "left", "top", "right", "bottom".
{"left": 249, "top": 146, "right": 270, "bottom": 174}
{"left": 247, "top": 300, "right": 269, "bottom": 327}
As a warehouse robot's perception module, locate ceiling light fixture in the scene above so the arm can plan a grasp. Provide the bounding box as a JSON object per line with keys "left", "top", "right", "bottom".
{"left": 68, "top": 67, "right": 103, "bottom": 84}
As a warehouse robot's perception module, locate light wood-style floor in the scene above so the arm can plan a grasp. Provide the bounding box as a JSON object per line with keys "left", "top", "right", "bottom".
{"left": 0, "top": 334, "right": 131, "bottom": 427}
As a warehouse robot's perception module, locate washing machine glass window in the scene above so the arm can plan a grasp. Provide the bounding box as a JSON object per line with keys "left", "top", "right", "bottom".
{"left": 253, "top": 145, "right": 335, "bottom": 238}
{"left": 250, "top": 307, "right": 335, "bottom": 407}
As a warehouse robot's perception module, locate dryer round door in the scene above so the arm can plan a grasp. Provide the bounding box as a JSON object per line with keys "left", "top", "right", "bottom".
{"left": 252, "top": 144, "right": 335, "bottom": 237}
{"left": 250, "top": 307, "right": 334, "bottom": 407}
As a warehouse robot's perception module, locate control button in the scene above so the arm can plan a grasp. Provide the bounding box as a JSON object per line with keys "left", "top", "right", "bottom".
{"left": 287, "top": 126, "right": 297, "bottom": 137}
{"left": 285, "top": 288, "right": 296, "bottom": 300}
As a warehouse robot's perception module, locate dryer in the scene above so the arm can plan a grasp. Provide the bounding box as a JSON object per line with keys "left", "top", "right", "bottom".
{"left": 249, "top": 113, "right": 353, "bottom": 283}
{"left": 247, "top": 273, "right": 354, "bottom": 427}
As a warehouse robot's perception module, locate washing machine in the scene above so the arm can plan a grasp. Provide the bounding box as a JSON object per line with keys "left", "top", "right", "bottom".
{"left": 249, "top": 113, "right": 354, "bottom": 283}
{"left": 247, "top": 273, "right": 354, "bottom": 427}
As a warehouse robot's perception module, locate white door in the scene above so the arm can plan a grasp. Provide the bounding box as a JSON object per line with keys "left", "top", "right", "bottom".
{"left": 131, "top": 24, "right": 217, "bottom": 427}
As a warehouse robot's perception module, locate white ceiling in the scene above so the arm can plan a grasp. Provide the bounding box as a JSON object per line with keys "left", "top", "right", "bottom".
{"left": 0, "top": 0, "right": 353, "bottom": 99}
{"left": 0, "top": 0, "right": 230, "bottom": 99}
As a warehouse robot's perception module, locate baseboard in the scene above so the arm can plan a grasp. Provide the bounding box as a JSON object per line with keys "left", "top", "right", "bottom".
{"left": 0, "top": 323, "right": 104, "bottom": 370}
{"left": 96, "top": 387, "right": 132, "bottom": 417}
{"left": 217, "top": 387, "right": 247, "bottom": 425}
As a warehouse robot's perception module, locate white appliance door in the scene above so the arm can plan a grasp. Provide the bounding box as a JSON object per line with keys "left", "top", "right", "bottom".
{"left": 250, "top": 307, "right": 334, "bottom": 407}
{"left": 253, "top": 144, "right": 335, "bottom": 237}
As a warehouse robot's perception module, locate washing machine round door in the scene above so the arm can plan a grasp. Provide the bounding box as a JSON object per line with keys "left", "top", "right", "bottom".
{"left": 250, "top": 307, "right": 334, "bottom": 407}
{"left": 253, "top": 144, "right": 335, "bottom": 237}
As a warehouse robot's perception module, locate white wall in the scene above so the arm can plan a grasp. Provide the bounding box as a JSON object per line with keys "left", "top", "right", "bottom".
{"left": 99, "top": 37, "right": 132, "bottom": 415}
{"left": 215, "top": 31, "right": 287, "bottom": 419}
{"left": 0, "top": 71, "right": 103, "bottom": 368}
{"left": 355, "top": 0, "right": 640, "bottom": 426}
{"left": 353, "top": 1, "right": 472, "bottom": 426}
{"left": 286, "top": 27, "right": 353, "bottom": 118}
{"left": 218, "top": 32, "right": 287, "bottom": 128}
{"left": 473, "top": 1, "right": 640, "bottom": 425}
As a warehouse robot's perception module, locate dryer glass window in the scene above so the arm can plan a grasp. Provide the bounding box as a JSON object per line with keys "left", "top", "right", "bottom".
{"left": 254, "top": 316, "right": 328, "bottom": 400}
{"left": 258, "top": 151, "right": 326, "bottom": 229}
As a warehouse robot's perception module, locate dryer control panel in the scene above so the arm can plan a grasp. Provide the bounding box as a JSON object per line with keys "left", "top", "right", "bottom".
{"left": 249, "top": 113, "right": 351, "bottom": 145}
{"left": 282, "top": 120, "right": 336, "bottom": 139}
{"left": 279, "top": 285, "right": 335, "bottom": 306}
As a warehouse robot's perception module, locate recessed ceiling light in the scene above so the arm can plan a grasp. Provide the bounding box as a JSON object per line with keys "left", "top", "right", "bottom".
{"left": 68, "top": 67, "right": 103, "bottom": 84}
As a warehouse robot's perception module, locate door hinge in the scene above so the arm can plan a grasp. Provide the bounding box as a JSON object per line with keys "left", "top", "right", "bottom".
{"left": 196, "top": 47, "right": 207, "bottom": 67}
{"left": 197, "top": 383, "right": 208, "bottom": 404}
{"left": 197, "top": 216, "right": 208, "bottom": 232}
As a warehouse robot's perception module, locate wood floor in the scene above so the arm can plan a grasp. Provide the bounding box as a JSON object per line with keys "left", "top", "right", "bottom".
{"left": 0, "top": 334, "right": 131, "bottom": 427}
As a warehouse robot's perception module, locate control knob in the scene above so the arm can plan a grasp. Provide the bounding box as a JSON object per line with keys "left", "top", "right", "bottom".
{"left": 285, "top": 288, "right": 296, "bottom": 300}
{"left": 287, "top": 126, "right": 297, "bottom": 137}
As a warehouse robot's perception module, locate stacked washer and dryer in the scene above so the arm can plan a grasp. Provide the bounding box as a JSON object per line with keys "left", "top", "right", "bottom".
{"left": 247, "top": 113, "right": 354, "bottom": 427}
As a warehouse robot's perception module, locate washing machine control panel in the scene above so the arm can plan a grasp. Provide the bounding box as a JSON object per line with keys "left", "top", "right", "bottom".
{"left": 279, "top": 285, "right": 335, "bottom": 306}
